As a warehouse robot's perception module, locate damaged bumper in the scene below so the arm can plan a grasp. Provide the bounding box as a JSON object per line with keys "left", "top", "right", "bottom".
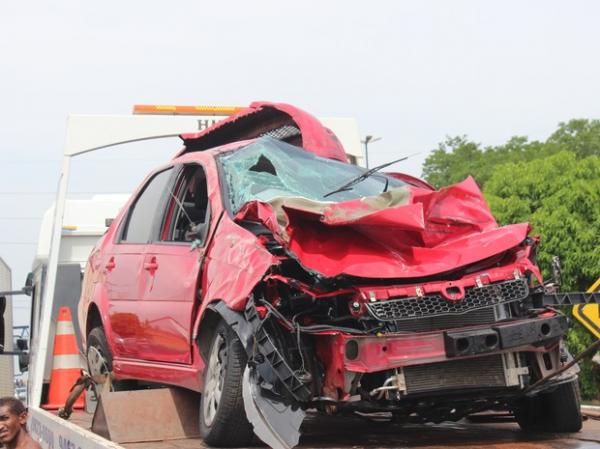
{"left": 323, "top": 314, "right": 567, "bottom": 374}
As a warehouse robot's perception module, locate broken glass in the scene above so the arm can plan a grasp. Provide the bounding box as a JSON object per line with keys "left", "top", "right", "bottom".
{"left": 218, "top": 137, "right": 406, "bottom": 213}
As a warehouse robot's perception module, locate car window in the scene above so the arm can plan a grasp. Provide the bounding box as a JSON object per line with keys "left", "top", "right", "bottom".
{"left": 218, "top": 137, "right": 406, "bottom": 214}
{"left": 121, "top": 168, "right": 173, "bottom": 243}
{"left": 161, "top": 164, "right": 209, "bottom": 243}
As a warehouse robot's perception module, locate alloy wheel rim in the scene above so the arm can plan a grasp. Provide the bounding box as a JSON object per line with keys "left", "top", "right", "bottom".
{"left": 203, "top": 333, "right": 227, "bottom": 426}
{"left": 87, "top": 345, "right": 109, "bottom": 377}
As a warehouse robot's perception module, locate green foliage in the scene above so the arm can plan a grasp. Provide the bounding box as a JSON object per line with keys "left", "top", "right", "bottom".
{"left": 485, "top": 152, "right": 600, "bottom": 400}
{"left": 422, "top": 119, "right": 600, "bottom": 189}
{"left": 421, "top": 120, "right": 600, "bottom": 400}
{"left": 485, "top": 152, "right": 600, "bottom": 290}
{"left": 546, "top": 119, "right": 600, "bottom": 159}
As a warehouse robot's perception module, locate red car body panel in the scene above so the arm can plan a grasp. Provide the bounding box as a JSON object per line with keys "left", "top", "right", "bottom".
{"left": 200, "top": 217, "right": 275, "bottom": 312}
{"left": 178, "top": 101, "right": 348, "bottom": 162}
{"left": 234, "top": 177, "right": 532, "bottom": 279}
{"left": 386, "top": 172, "right": 436, "bottom": 190}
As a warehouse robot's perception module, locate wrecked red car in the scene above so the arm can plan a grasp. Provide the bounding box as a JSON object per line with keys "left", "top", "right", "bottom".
{"left": 78, "top": 102, "right": 582, "bottom": 448}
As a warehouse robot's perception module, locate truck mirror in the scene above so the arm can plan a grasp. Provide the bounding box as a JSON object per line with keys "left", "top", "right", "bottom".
{"left": 0, "top": 296, "right": 5, "bottom": 354}
{"left": 16, "top": 338, "right": 28, "bottom": 351}
{"left": 24, "top": 272, "right": 34, "bottom": 296}
{"left": 18, "top": 352, "right": 29, "bottom": 372}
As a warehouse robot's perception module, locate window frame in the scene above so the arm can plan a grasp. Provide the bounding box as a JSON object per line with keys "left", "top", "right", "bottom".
{"left": 156, "top": 162, "right": 211, "bottom": 247}
{"left": 117, "top": 166, "right": 176, "bottom": 245}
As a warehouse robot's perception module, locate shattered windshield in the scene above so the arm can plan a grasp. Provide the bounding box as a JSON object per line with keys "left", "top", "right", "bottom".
{"left": 218, "top": 137, "right": 407, "bottom": 213}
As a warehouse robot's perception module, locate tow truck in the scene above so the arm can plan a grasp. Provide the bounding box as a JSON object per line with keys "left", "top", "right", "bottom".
{"left": 0, "top": 104, "right": 599, "bottom": 449}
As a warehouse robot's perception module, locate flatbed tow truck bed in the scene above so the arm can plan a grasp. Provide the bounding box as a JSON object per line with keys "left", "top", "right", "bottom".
{"left": 64, "top": 409, "right": 600, "bottom": 449}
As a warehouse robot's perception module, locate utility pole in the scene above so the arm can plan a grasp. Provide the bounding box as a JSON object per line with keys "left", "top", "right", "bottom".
{"left": 361, "top": 135, "right": 381, "bottom": 169}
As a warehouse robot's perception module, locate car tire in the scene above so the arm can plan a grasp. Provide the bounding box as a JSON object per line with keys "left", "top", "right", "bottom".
{"left": 199, "top": 321, "right": 254, "bottom": 447}
{"left": 515, "top": 379, "right": 582, "bottom": 433}
{"left": 87, "top": 326, "right": 135, "bottom": 391}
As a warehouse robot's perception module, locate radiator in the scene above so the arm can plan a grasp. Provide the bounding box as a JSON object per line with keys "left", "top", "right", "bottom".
{"left": 404, "top": 354, "right": 507, "bottom": 394}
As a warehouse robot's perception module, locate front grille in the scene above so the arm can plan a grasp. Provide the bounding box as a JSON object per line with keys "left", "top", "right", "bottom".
{"left": 404, "top": 354, "right": 507, "bottom": 394}
{"left": 394, "top": 307, "right": 497, "bottom": 332}
{"left": 366, "top": 279, "right": 528, "bottom": 322}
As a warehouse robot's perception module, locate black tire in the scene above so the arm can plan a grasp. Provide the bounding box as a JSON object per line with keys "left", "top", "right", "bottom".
{"left": 515, "top": 379, "right": 582, "bottom": 432}
{"left": 199, "top": 321, "right": 254, "bottom": 447}
{"left": 87, "top": 326, "right": 135, "bottom": 391}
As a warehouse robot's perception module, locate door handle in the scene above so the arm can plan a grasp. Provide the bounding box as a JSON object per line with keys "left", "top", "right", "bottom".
{"left": 105, "top": 257, "right": 116, "bottom": 271}
{"left": 144, "top": 257, "right": 159, "bottom": 271}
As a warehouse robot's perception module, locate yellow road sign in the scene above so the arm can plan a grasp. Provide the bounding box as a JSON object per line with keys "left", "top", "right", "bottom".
{"left": 572, "top": 278, "right": 600, "bottom": 339}
{"left": 573, "top": 304, "right": 600, "bottom": 339}
{"left": 588, "top": 277, "right": 600, "bottom": 293}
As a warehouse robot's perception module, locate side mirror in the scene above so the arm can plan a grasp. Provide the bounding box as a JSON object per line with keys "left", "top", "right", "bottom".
{"left": 105, "top": 218, "right": 114, "bottom": 227}
{"left": 0, "top": 296, "right": 5, "bottom": 354}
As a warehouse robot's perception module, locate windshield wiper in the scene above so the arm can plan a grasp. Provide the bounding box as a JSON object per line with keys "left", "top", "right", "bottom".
{"left": 323, "top": 154, "right": 417, "bottom": 198}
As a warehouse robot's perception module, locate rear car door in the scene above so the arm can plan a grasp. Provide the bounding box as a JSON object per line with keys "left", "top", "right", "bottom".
{"left": 136, "top": 163, "right": 210, "bottom": 364}
{"left": 105, "top": 167, "right": 174, "bottom": 358}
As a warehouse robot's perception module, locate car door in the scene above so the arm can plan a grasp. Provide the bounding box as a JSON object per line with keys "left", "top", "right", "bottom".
{"left": 104, "top": 167, "right": 174, "bottom": 359}
{"left": 136, "top": 163, "right": 209, "bottom": 364}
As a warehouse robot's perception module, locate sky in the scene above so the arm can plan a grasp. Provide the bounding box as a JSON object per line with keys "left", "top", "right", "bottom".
{"left": 1, "top": 1, "right": 600, "bottom": 327}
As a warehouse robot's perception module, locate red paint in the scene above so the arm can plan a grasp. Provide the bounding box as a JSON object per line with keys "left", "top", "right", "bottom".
{"left": 386, "top": 172, "right": 435, "bottom": 190}
{"left": 178, "top": 102, "right": 348, "bottom": 162}
{"left": 235, "top": 177, "right": 530, "bottom": 279}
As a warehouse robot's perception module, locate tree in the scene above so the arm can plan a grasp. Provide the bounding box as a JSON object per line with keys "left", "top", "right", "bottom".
{"left": 485, "top": 152, "right": 600, "bottom": 399}
{"left": 422, "top": 119, "right": 600, "bottom": 189}
{"left": 421, "top": 136, "right": 484, "bottom": 188}
{"left": 546, "top": 119, "right": 600, "bottom": 159}
{"left": 421, "top": 120, "right": 600, "bottom": 400}
{"left": 485, "top": 152, "right": 600, "bottom": 291}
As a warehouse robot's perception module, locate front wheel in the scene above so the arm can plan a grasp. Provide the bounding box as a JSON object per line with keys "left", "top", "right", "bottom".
{"left": 514, "top": 379, "right": 582, "bottom": 432}
{"left": 86, "top": 326, "right": 136, "bottom": 392}
{"left": 87, "top": 326, "right": 113, "bottom": 379}
{"left": 199, "top": 321, "right": 254, "bottom": 447}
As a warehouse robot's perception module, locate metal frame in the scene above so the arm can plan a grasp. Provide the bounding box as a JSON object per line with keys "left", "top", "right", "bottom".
{"left": 541, "top": 292, "right": 600, "bottom": 306}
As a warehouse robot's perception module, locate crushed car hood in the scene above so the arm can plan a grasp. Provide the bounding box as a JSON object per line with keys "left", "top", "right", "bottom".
{"left": 235, "top": 177, "right": 530, "bottom": 279}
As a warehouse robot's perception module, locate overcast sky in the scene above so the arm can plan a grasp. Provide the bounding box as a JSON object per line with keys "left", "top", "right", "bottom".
{"left": 2, "top": 1, "right": 600, "bottom": 326}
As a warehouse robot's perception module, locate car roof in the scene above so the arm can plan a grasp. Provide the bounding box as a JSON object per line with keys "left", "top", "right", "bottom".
{"left": 175, "top": 101, "right": 348, "bottom": 162}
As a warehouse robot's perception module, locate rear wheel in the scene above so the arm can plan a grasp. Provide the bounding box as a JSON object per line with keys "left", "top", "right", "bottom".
{"left": 515, "top": 379, "right": 582, "bottom": 432}
{"left": 199, "top": 321, "right": 253, "bottom": 447}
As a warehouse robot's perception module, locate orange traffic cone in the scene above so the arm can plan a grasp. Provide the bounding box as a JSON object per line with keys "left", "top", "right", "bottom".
{"left": 42, "top": 306, "right": 85, "bottom": 410}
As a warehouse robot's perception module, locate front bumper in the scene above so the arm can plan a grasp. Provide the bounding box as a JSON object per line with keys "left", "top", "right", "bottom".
{"left": 326, "top": 315, "right": 566, "bottom": 373}
{"left": 315, "top": 314, "right": 567, "bottom": 398}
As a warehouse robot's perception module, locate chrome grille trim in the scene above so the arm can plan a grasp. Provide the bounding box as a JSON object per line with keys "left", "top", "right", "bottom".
{"left": 366, "top": 279, "right": 529, "bottom": 322}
